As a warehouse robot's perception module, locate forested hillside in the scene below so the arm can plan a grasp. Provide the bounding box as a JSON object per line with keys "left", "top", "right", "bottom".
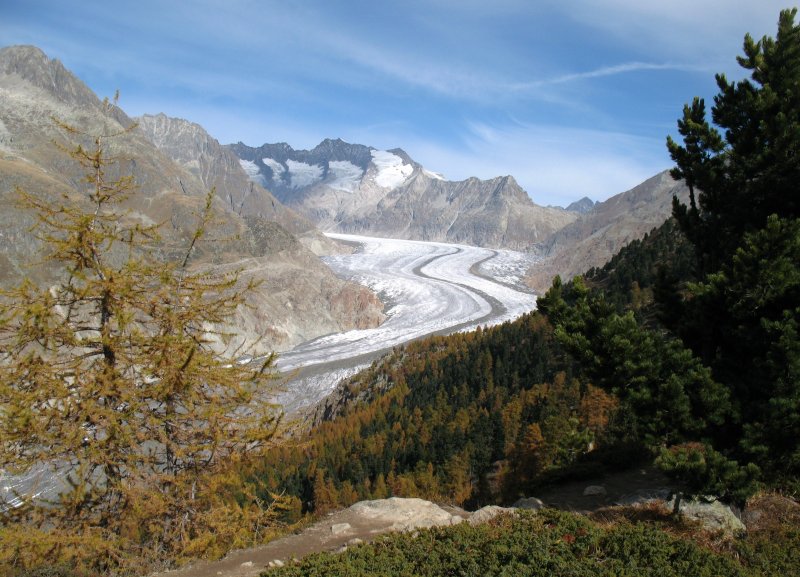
{"left": 257, "top": 314, "right": 620, "bottom": 513}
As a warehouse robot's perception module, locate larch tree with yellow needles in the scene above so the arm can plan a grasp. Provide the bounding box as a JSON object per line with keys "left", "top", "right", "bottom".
{"left": 0, "top": 100, "right": 284, "bottom": 574}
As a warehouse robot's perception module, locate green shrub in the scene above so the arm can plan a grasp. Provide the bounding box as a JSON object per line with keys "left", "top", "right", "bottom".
{"left": 265, "top": 510, "right": 750, "bottom": 577}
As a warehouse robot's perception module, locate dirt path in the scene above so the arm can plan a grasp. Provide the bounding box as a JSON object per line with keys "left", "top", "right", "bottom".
{"left": 152, "top": 501, "right": 469, "bottom": 577}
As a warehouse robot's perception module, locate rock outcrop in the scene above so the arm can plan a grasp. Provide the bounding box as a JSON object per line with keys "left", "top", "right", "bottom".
{"left": 512, "top": 496, "right": 545, "bottom": 510}
{"left": 468, "top": 505, "right": 517, "bottom": 525}
{"left": 347, "top": 497, "right": 466, "bottom": 531}
{"left": 668, "top": 498, "right": 746, "bottom": 534}
{"left": 149, "top": 498, "right": 472, "bottom": 577}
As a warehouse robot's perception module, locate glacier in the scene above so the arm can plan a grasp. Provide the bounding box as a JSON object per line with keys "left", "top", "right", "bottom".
{"left": 327, "top": 160, "right": 364, "bottom": 192}
{"left": 262, "top": 157, "right": 286, "bottom": 178}
{"left": 286, "top": 159, "right": 324, "bottom": 188}
{"left": 274, "top": 234, "right": 538, "bottom": 412}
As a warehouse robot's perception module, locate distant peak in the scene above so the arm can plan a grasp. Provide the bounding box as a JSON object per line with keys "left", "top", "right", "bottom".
{"left": 140, "top": 112, "right": 169, "bottom": 119}
{"left": 566, "top": 196, "right": 597, "bottom": 214}
{"left": 0, "top": 44, "right": 49, "bottom": 62}
{"left": 485, "top": 175, "right": 520, "bottom": 189}
{"left": 0, "top": 44, "right": 64, "bottom": 79}
{"left": 386, "top": 148, "right": 415, "bottom": 166}
{"left": 138, "top": 112, "right": 203, "bottom": 129}
{"left": 313, "top": 138, "right": 371, "bottom": 154}
{"left": 0, "top": 44, "right": 103, "bottom": 111}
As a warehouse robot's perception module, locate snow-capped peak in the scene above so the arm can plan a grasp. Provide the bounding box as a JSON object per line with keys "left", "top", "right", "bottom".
{"left": 370, "top": 150, "right": 413, "bottom": 189}
{"left": 423, "top": 168, "right": 445, "bottom": 181}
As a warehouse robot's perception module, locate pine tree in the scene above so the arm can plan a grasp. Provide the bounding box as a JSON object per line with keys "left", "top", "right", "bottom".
{"left": 0, "top": 102, "right": 281, "bottom": 572}
{"left": 665, "top": 9, "right": 800, "bottom": 485}
{"left": 691, "top": 216, "right": 800, "bottom": 479}
{"left": 668, "top": 8, "right": 800, "bottom": 272}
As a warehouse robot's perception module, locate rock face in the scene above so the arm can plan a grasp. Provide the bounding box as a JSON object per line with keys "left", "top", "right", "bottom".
{"left": 0, "top": 46, "right": 213, "bottom": 286}
{"left": 0, "top": 45, "right": 383, "bottom": 354}
{"left": 526, "top": 171, "right": 690, "bottom": 292}
{"left": 136, "top": 114, "right": 325, "bottom": 244}
{"left": 231, "top": 140, "right": 576, "bottom": 250}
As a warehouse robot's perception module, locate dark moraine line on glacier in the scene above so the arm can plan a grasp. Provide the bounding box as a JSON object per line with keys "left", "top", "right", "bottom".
{"left": 412, "top": 246, "right": 508, "bottom": 325}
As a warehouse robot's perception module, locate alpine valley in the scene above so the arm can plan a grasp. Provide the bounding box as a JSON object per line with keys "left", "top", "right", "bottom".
{"left": 0, "top": 44, "right": 685, "bottom": 360}
{"left": 8, "top": 42, "right": 780, "bottom": 577}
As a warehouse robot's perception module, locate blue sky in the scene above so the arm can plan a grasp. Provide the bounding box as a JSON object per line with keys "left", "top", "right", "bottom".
{"left": 1, "top": 1, "right": 792, "bottom": 206}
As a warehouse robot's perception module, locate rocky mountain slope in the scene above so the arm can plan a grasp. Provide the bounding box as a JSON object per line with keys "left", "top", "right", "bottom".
{"left": 231, "top": 140, "right": 576, "bottom": 250}
{"left": 136, "top": 113, "right": 340, "bottom": 256}
{"left": 565, "top": 196, "right": 597, "bottom": 214}
{"left": 0, "top": 45, "right": 382, "bottom": 353}
{"left": 526, "top": 170, "right": 689, "bottom": 292}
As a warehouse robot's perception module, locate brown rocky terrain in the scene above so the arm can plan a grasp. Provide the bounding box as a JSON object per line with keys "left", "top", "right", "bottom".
{"left": 136, "top": 113, "right": 339, "bottom": 255}
{"left": 0, "top": 45, "right": 383, "bottom": 354}
{"left": 352, "top": 172, "right": 577, "bottom": 250}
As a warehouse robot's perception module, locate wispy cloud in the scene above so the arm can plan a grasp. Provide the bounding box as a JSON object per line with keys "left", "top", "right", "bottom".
{"left": 555, "top": 0, "right": 790, "bottom": 69}
{"left": 512, "top": 61, "right": 704, "bottom": 92}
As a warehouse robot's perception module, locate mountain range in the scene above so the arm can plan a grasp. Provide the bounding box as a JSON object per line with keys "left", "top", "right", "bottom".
{"left": 525, "top": 170, "right": 689, "bottom": 292}
{"left": 231, "top": 140, "right": 577, "bottom": 250}
{"left": 0, "top": 44, "right": 686, "bottom": 355}
{"left": 229, "top": 140, "right": 686, "bottom": 288}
